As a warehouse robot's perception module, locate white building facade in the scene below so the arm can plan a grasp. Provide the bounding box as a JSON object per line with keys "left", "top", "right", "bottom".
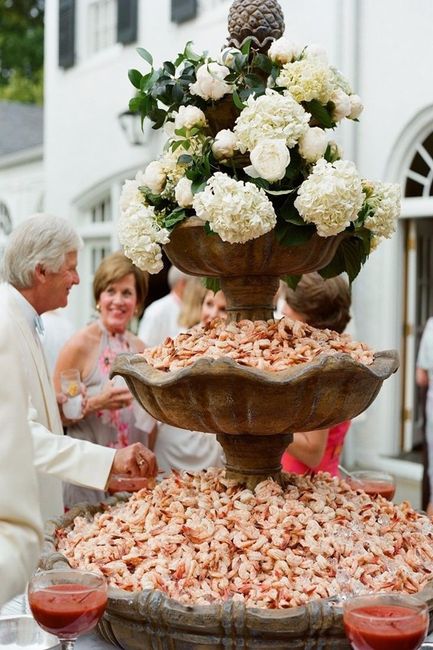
{"left": 40, "top": 0, "right": 433, "bottom": 499}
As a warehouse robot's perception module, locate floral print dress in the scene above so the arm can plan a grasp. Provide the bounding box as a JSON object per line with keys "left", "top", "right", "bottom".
{"left": 63, "top": 322, "right": 151, "bottom": 508}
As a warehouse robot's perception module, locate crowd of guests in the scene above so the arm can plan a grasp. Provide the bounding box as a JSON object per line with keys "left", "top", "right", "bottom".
{"left": 0, "top": 211, "right": 353, "bottom": 607}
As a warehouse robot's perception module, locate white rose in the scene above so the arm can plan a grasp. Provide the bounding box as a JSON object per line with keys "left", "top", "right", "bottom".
{"left": 174, "top": 105, "right": 207, "bottom": 130}
{"left": 249, "top": 139, "right": 290, "bottom": 182}
{"left": 218, "top": 47, "right": 242, "bottom": 68}
{"left": 175, "top": 177, "right": 194, "bottom": 208}
{"left": 212, "top": 129, "right": 237, "bottom": 160}
{"left": 189, "top": 62, "right": 232, "bottom": 101}
{"left": 143, "top": 160, "right": 166, "bottom": 194}
{"left": 348, "top": 94, "right": 364, "bottom": 120}
{"left": 268, "top": 37, "right": 301, "bottom": 65}
{"left": 330, "top": 88, "right": 351, "bottom": 122}
{"left": 298, "top": 127, "right": 328, "bottom": 163}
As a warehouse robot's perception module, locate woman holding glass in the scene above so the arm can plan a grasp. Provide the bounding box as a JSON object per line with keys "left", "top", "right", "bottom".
{"left": 54, "top": 252, "right": 156, "bottom": 508}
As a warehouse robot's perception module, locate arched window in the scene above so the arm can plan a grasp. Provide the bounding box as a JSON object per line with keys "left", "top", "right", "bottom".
{"left": 404, "top": 131, "right": 433, "bottom": 197}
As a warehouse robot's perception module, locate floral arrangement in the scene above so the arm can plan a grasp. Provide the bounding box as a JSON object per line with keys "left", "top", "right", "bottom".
{"left": 118, "top": 38, "right": 400, "bottom": 285}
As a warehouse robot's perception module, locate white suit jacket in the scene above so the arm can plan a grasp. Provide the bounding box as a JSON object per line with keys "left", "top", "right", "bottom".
{"left": 0, "top": 284, "right": 115, "bottom": 522}
{"left": 0, "top": 289, "right": 43, "bottom": 606}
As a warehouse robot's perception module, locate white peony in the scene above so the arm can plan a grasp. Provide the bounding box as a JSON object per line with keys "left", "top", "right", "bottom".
{"left": 298, "top": 127, "right": 328, "bottom": 163}
{"left": 268, "top": 37, "right": 301, "bottom": 65}
{"left": 212, "top": 129, "right": 237, "bottom": 160}
{"left": 174, "top": 105, "right": 207, "bottom": 130}
{"left": 118, "top": 204, "right": 170, "bottom": 274}
{"left": 192, "top": 172, "right": 276, "bottom": 244}
{"left": 330, "top": 88, "right": 351, "bottom": 122}
{"left": 363, "top": 181, "right": 401, "bottom": 239}
{"left": 294, "top": 158, "right": 364, "bottom": 236}
{"left": 348, "top": 94, "right": 364, "bottom": 120}
{"left": 143, "top": 160, "right": 166, "bottom": 194}
{"left": 276, "top": 58, "right": 334, "bottom": 104}
{"left": 175, "top": 176, "right": 194, "bottom": 208}
{"left": 234, "top": 89, "right": 310, "bottom": 153}
{"left": 189, "top": 62, "right": 233, "bottom": 101}
{"left": 249, "top": 139, "right": 290, "bottom": 182}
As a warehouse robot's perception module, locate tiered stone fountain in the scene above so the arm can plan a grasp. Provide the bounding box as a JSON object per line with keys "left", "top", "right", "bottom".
{"left": 42, "top": 1, "right": 427, "bottom": 647}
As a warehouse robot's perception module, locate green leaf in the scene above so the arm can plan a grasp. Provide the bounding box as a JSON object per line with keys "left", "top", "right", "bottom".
{"left": 276, "top": 222, "right": 315, "bottom": 246}
{"left": 141, "top": 69, "right": 159, "bottom": 92}
{"left": 304, "top": 99, "right": 335, "bottom": 129}
{"left": 240, "top": 37, "right": 252, "bottom": 56}
{"left": 164, "top": 208, "right": 188, "bottom": 229}
{"left": 204, "top": 222, "right": 216, "bottom": 236}
{"left": 128, "top": 96, "right": 141, "bottom": 113}
{"left": 128, "top": 69, "right": 143, "bottom": 89}
{"left": 253, "top": 53, "right": 273, "bottom": 74}
{"left": 203, "top": 277, "right": 221, "bottom": 292}
{"left": 281, "top": 274, "right": 302, "bottom": 290}
{"left": 163, "top": 61, "right": 176, "bottom": 76}
{"left": 192, "top": 179, "right": 207, "bottom": 194}
{"left": 232, "top": 89, "right": 246, "bottom": 110}
{"left": 184, "top": 41, "right": 202, "bottom": 62}
{"left": 319, "top": 236, "right": 367, "bottom": 283}
{"left": 137, "top": 47, "right": 153, "bottom": 66}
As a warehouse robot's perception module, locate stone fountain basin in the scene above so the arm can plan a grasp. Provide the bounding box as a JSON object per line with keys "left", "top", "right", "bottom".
{"left": 42, "top": 498, "right": 433, "bottom": 650}
{"left": 112, "top": 350, "right": 399, "bottom": 436}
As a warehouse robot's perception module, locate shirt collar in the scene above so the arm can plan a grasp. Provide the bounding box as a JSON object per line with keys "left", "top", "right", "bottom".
{"left": 8, "top": 284, "right": 44, "bottom": 337}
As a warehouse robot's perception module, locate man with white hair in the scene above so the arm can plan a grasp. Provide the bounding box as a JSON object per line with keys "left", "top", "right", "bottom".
{"left": 138, "top": 265, "right": 189, "bottom": 347}
{"left": 0, "top": 213, "right": 157, "bottom": 522}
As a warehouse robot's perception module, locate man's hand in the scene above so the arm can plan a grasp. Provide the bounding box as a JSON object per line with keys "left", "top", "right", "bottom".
{"left": 110, "top": 442, "right": 157, "bottom": 479}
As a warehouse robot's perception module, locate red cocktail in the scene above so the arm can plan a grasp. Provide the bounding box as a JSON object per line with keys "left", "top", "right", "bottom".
{"left": 28, "top": 569, "right": 108, "bottom": 650}
{"left": 343, "top": 592, "right": 429, "bottom": 650}
{"left": 348, "top": 470, "right": 396, "bottom": 501}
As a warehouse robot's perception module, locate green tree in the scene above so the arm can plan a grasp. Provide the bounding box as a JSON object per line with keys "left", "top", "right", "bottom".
{"left": 0, "top": 0, "right": 44, "bottom": 104}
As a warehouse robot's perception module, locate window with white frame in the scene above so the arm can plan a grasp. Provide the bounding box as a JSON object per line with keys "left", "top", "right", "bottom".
{"left": 87, "top": 0, "right": 117, "bottom": 56}
{"left": 404, "top": 131, "right": 433, "bottom": 198}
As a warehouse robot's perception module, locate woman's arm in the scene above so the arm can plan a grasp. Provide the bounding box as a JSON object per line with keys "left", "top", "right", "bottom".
{"left": 286, "top": 428, "right": 329, "bottom": 469}
{"left": 416, "top": 367, "right": 429, "bottom": 388}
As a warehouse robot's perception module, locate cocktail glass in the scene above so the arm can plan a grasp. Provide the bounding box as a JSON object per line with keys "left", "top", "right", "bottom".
{"left": 343, "top": 592, "right": 429, "bottom": 650}
{"left": 348, "top": 470, "right": 396, "bottom": 501}
{"left": 28, "top": 569, "right": 108, "bottom": 650}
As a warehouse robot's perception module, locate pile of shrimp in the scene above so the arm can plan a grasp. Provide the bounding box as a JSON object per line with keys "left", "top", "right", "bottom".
{"left": 57, "top": 469, "right": 433, "bottom": 609}
{"left": 141, "top": 316, "right": 374, "bottom": 372}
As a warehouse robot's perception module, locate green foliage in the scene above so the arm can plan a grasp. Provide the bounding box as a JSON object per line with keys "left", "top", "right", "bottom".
{"left": 0, "top": 0, "right": 44, "bottom": 104}
{"left": 203, "top": 277, "right": 221, "bottom": 292}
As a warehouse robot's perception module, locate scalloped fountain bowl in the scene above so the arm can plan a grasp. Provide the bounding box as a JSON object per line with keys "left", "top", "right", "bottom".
{"left": 112, "top": 351, "right": 399, "bottom": 436}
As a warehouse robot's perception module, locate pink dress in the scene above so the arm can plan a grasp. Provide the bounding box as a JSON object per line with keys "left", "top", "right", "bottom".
{"left": 281, "top": 421, "right": 351, "bottom": 476}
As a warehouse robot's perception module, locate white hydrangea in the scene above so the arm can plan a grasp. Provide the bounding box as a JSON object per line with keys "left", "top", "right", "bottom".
{"left": 192, "top": 172, "right": 276, "bottom": 244}
{"left": 294, "top": 158, "right": 364, "bottom": 237}
{"left": 268, "top": 37, "right": 302, "bottom": 65}
{"left": 174, "top": 105, "right": 207, "bottom": 130}
{"left": 304, "top": 43, "right": 328, "bottom": 64}
{"left": 118, "top": 204, "right": 170, "bottom": 274}
{"left": 276, "top": 58, "right": 335, "bottom": 104}
{"left": 363, "top": 181, "right": 401, "bottom": 239}
{"left": 119, "top": 170, "right": 146, "bottom": 212}
{"left": 234, "top": 89, "right": 310, "bottom": 153}
{"left": 189, "top": 62, "right": 233, "bottom": 101}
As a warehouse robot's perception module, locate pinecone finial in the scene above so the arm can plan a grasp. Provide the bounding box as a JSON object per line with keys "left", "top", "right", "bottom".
{"left": 227, "top": 0, "right": 285, "bottom": 53}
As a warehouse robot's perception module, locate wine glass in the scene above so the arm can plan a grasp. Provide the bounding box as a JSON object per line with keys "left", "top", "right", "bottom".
{"left": 343, "top": 592, "right": 429, "bottom": 650}
{"left": 347, "top": 470, "right": 396, "bottom": 501}
{"left": 28, "top": 569, "right": 108, "bottom": 650}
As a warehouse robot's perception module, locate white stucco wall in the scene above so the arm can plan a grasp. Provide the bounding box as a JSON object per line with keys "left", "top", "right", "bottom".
{"left": 0, "top": 152, "right": 44, "bottom": 228}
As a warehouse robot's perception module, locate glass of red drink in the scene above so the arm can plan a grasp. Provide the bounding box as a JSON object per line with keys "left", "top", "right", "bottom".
{"left": 28, "top": 569, "right": 108, "bottom": 650}
{"left": 343, "top": 592, "right": 429, "bottom": 650}
{"left": 348, "top": 470, "right": 396, "bottom": 501}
